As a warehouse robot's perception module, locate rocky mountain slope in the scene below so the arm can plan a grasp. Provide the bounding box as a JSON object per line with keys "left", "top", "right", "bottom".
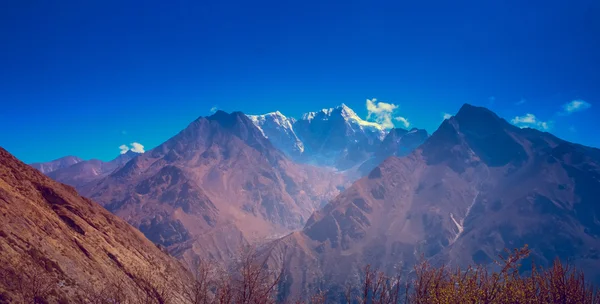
{"left": 0, "top": 147, "right": 190, "bottom": 303}
{"left": 80, "top": 111, "right": 346, "bottom": 267}
{"left": 271, "top": 104, "right": 600, "bottom": 299}
{"left": 36, "top": 104, "right": 427, "bottom": 186}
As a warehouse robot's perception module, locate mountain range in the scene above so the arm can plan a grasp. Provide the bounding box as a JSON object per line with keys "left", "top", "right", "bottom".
{"left": 269, "top": 104, "right": 600, "bottom": 299}
{"left": 248, "top": 104, "right": 428, "bottom": 172}
{"left": 17, "top": 102, "right": 600, "bottom": 302}
{"left": 41, "top": 150, "right": 142, "bottom": 188}
{"left": 31, "top": 155, "right": 83, "bottom": 174}
{"left": 78, "top": 111, "right": 349, "bottom": 266}
{"left": 30, "top": 104, "right": 429, "bottom": 267}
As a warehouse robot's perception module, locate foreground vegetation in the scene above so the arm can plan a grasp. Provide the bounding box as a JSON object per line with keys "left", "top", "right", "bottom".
{"left": 1, "top": 246, "right": 598, "bottom": 303}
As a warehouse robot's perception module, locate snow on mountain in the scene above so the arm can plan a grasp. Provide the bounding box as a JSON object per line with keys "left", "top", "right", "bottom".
{"left": 247, "top": 111, "right": 304, "bottom": 156}
{"left": 249, "top": 104, "right": 394, "bottom": 170}
{"left": 301, "top": 104, "right": 386, "bottom": 139}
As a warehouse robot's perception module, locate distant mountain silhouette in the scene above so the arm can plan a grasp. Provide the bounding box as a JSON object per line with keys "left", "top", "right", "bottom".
{"left": 45, "top": 150, "right": 141, "bottom": 188}
{"left": 31, "top": 155, "right": 83, "bottom": 174}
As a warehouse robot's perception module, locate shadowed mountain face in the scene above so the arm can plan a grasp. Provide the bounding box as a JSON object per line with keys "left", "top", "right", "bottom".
{"left": 31, "top": 156, "right": 83, "bottom": 174}
{"left": 0, "top": 148, "right": 190, "bottom": 302}
{"left": 357, "top": 127, "right": 429, "bottom": 175}
{"left": 80, "top": 111, "right": 346, "bottom": 266}
{"left": 379, "top": 128, "right": 429, "bottom": 158}
{"left": 272, "top": 104, "right": 600, "bottom": 299}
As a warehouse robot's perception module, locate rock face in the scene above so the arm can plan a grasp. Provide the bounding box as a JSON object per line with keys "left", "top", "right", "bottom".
{"left": 272, "top": 104, "right": 600, "bottom": 299}
{"left": 0, "top": 147, "right": 189, "bottom": 303}
{"left": 81, "top": 111, "right": 345, "bottom": 266}
{"left": 30, "top": 155, "right": 83, "bottom": 174}
{"left": 247, "top": 104, "right": 428, "bottom": 172}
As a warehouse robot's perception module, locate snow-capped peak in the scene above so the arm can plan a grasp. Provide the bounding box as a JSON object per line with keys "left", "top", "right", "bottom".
{"left": 248, "top": 111, "right": 289, "bottom": 127}
{"left": 299, "top": 104, "right": 387, "bottom": 140}
{"left": 248, "top": 111, "right": 290, "bottom": 136}
{"left": 337, "top": 104, "right": 385, "bottom": 132}
{"left": 246, "top": 111, "right": 304, "bottom": 154}
{"left": 339, "top": 103, "right": 354, "bottom": 115}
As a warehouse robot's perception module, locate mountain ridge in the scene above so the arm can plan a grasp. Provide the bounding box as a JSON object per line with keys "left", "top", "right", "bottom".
{"left": 270, "top": 103, "right": 600, "bottom": 299}
{"left": 78, "top": 110, "right": 346, "bottom": 267}
{"left": 31, "top": 155, "right": 83, "bottom": 174}
{"left": 247, "top": 103, "right": 428, "bottom": 171}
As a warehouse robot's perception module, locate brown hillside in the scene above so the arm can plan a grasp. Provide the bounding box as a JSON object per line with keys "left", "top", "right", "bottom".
{"left": 0, "top": 147, "right": 191, "bottom": 303}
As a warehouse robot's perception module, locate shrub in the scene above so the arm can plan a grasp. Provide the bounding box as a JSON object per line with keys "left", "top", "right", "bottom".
{"left": 344, "top": 246, "right": 600, "bottom": 304}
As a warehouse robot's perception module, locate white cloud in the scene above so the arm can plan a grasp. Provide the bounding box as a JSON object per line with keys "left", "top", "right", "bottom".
{"left": 516, "top": 98, "right": 526, "bottom": 105}
{"left": 488, "top": 96, "right": 496, "bottom": 105}
{"left": 119, "top": 144, "right": 129, "bottom": 154}
{"left": 394, "top": 116, "right": 410, "bottom": 128}
{"left": 512, "top": 113, "right": 536, "bottom": 124}
{"left": 561, "top": 99, "right": 591, "bottom": 115}
{"left": 130, "top": 142, "right": 145, "bottom": 153}
{"left": 119, "top": 142, "right": 145, "bottom": 154}
{"left": 569, "top": 126, "right": 577, "bottom": 133}
{"left": 442, "top": 113, "right": 452, "bottom": 120}
{"left": 366, "top": 98, "right": 409, "bottom": 129}
{"left": 510, "top": 113, "right": 551, "bottom": 131}
{"left": 210, "top": 106, "right": 218, "bottom": 113}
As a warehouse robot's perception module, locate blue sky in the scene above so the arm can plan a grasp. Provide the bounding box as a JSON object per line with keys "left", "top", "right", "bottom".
{"left": 1, "top": 0, "right": 599, "bottom": 163}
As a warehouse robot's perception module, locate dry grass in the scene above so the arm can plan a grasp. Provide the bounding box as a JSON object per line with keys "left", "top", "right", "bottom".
{"left": 344, "top": 245, "right": 600, "bottom": 304}
{"left": 1, "top": 245, "right": 597, "bottom": 303}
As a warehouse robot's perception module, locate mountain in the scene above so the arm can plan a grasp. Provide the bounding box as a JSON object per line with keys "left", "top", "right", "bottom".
{"left": 247, "top": 111, "right": 304, "bottom": 157}
{"left": 248, "top": 104, "right": 398, "bottom": 171}
{"left": 357, "top": 127, "right": 429, "bottom": 174}
{"left": 271, "top": 104, "right": 600, "bottom": 299}
{"left": 0, "top": 147, "right": 189, "bottom": 302}
{"left": 30, "top": 155, "right": 83, "bottom": 174}
{"left": 377, "top": 128, "right": 429, "bottom": 159}
{"left": 294, "top": 104, "right": 386, "bottom": 169}
{"left": 46, "top": 150, "right": 141, "bottom": 188}
{"left": 80, "top": 110, "right": 345, "bottom": 266}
